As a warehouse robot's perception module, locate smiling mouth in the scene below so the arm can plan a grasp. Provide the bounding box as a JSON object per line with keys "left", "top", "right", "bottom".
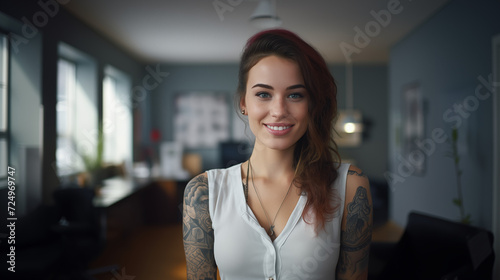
{"left": 265, "top": 124, "right": 293, "bottom": 131}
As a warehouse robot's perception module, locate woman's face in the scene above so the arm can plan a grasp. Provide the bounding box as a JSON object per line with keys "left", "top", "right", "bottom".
{"left": 241, "top": 55, "right": 309, "bottom": 152}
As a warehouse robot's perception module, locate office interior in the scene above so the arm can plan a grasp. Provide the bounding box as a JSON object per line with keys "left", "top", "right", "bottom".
{"left": 0, "top": 0, "right": 499, "bottom": 279}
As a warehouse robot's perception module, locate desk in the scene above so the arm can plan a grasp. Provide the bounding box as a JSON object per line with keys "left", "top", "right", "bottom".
{"left": 94, "top": 177, "right": 189, "bottom": 239}
{"left": 93, "top": 177, "right": 150, "bottom": 207}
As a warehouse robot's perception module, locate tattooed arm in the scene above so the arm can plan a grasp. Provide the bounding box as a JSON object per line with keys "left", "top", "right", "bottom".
{"left": 336, "top": 166, "right": 373, "bottom": 280}
{"left": 183, "top": 173, "right": 217, "bottom": 280}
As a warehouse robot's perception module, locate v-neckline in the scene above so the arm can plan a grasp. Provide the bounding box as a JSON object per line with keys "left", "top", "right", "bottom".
{"left": 236, "top": 163, "right": 306, "bottom": 245}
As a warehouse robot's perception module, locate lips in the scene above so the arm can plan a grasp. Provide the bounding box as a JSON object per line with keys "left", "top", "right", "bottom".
{"left": 265, "top": 124, "right": 292, "bottom": 131}
{"left": 264, "top": 123, "right": 294, "bottom": 136}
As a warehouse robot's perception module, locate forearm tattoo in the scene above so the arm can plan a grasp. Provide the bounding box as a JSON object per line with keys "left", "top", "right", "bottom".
{"left": 183, "top": 174, "right": 217, "bottom": 280}
{"left": 339, "top": 186, "right": 372, "bottom": 277}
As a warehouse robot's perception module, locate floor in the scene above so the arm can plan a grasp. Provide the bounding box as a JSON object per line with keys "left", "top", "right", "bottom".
{"left": 89, "top": 221, "right": 403, "bottom": 280}
{"left": 90, "top": 224, "right": 187, "bottom": 280}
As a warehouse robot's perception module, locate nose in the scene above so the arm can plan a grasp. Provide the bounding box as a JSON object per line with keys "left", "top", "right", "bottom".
{"left": 270, "top": 97, "right": 288, "bottom": 118}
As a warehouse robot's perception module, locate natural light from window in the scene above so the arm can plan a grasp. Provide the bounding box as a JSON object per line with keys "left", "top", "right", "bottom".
{"left": 0, "top": 34, "right": 9, "bottom": 179}
{"left": 56, "top": 43, "right": 98, "bottom": 176}
{"left": 103, "top": 66, "right": 132, "bottom": 168}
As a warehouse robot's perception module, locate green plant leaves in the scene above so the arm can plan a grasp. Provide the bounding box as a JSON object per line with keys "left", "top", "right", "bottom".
{"left": 452, "top": 198, "right": 462, "bottom": 207}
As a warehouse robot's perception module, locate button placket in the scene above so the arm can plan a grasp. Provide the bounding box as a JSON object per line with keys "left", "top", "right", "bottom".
{"left": 262, "top": 235, "right": 277, "bottom": 280}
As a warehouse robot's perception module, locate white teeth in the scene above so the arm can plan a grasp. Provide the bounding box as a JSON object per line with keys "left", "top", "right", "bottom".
{"left": 266, "top": 125, "right": 291, "bottom": 131}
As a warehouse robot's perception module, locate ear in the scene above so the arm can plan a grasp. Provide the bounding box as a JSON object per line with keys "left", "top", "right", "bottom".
{"left": 239, "top": 96, "right": 246, "bottom": 112}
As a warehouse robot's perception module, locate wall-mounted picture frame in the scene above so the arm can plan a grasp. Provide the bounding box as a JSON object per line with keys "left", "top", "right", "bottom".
{"left": 402, "top": 82, "right": 425, "bottom": 175}
{"left": 174, "top": 91, "right": 230, "bottom": 148}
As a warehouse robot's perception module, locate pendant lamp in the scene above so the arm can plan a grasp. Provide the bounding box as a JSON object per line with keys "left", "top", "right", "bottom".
{"left": 250, "top": 0, "right": 282, "bottom": 29}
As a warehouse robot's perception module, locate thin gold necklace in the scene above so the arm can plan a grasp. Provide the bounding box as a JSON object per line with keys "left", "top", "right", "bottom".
{"left": 249, "top": 159, "right": 294, "bottom": 239}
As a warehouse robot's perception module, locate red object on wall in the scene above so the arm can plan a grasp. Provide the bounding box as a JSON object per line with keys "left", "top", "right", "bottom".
{"left": 150, "top": 129, "right": 161, "bottom": 143}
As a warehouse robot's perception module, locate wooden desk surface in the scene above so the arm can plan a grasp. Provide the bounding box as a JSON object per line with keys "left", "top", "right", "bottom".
{"left": 93, "top": 177, "right": 151, "bottom": 207}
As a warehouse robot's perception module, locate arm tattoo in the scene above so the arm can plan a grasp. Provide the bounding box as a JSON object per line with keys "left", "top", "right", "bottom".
{"left": 183, "top": 174, "right": 217, "bottom": 280}
{"left": 338, "top": 186, "right": 372, "bottom": 277}
{"left": 347, "top": 170, "right": 368, "bottom": 178}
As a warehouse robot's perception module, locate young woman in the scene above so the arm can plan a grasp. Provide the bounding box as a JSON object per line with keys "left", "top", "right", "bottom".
{"left": 183, "top": 29, "right": 372, "bottom": 280}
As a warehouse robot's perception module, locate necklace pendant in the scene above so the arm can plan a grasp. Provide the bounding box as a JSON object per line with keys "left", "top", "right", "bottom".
{"left": 269, "top": 225, "right": 275, "bottom": 237}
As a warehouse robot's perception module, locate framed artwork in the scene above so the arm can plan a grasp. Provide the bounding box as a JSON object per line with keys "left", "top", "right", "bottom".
{"left": 402, "top": 83, "right": 425, "bottom": 175}
{"left": 174, "top": 92, "right": 229, "bottom": 148}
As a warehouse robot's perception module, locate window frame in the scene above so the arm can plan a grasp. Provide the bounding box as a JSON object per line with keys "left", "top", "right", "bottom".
{"left": 56, "top": 42, "right": 99, "bottom": 178}
{"left": 0, "top": 31, "right": 10, "bottom": 184}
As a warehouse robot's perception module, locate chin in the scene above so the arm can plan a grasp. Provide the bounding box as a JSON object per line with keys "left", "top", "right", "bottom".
{"left": 261, "top": 139, "right": 298, "bottom": 152}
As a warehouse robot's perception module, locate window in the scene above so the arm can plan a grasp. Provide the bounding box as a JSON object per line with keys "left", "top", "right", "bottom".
{"left": 56, "top": 58, "right": 78, "bottom": 175}
{"left": 103, "top": 66, "right": 132, "bottom": 167}
{"left": 56, "top": 43, "right": 98, "bottom": 176}
{"left": 0, "top": 33, "right": 9, "bottom": 181}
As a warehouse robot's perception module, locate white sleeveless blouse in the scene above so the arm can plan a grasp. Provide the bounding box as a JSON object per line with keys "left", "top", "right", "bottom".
{"left": 207, "top": 163, "right": 349, "bottom": 280}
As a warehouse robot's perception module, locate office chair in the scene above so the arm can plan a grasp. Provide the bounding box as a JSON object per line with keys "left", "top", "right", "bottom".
{"left": 369, "top": 211, "right": 495, "bottom": 280}
{"left": 53, "top": 186, "right": 107, "bottom": 279}
{"left": 0, "top": 203, "right": 64, "bottom": 280}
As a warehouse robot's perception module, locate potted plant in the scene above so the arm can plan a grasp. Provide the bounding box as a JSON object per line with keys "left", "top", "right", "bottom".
{"left": 447, "top": 127, "right": 471, "bottom": 225}
{"left": 80, "top": 129, "right": 105, "bottom": 190}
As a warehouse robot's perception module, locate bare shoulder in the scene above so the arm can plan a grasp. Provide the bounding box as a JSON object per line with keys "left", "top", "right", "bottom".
{"left": 184, "top": 172, "right": 208, "bottom": 198}
{"left": 346, "top": 165, "right": 370, "bottom": 199}
{"left": 347, "top": 165, "right": 368, "bottom": 179}
{"left": 187, "top": 172, "right": 208, "bottom": 187}
{"left": 183, "top": 172, "right": 209, "bottom": 211}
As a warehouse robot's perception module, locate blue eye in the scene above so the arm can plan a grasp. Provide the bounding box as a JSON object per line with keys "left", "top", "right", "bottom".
{"left": 289, "top": 93, "right": 303, "bottom": 99}
{"left": 256, "top": 92, "right": 271, "bottom": 98}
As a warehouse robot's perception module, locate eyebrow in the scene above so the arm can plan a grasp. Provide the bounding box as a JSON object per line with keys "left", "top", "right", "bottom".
{"left": 251, "top": 83, "right": 306, "bottom": 90}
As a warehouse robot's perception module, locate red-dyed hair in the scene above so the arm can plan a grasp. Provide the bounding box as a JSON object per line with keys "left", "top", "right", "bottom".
{"left": 237, "top": 29, "right": 341, "bottom": 232}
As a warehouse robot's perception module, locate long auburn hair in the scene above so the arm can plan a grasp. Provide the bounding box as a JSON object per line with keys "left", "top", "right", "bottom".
{"left": 237, "top": 29, "right": 341, "bottom": 232}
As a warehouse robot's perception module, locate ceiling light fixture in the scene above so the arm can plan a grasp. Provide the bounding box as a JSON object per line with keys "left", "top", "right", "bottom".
{"left": 342, "top": 62, "right": 363, "bottom": 134}
{"left": 250, "top": 0, "right": 282, "bottom": 29}
{"left": 334, "top": 62, "right": 364, "bottom": 147}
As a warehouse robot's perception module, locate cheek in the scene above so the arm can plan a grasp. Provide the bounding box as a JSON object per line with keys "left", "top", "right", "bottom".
{"left": 294, "top": 104, "right": 310, "bottom": 123}
{"left": 246, "top": 99, "right": 266, "bottom": 118}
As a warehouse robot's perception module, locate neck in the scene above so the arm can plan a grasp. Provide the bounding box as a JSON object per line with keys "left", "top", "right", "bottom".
{"left": 249, "top": 143, "right": 296, "bottom": 180}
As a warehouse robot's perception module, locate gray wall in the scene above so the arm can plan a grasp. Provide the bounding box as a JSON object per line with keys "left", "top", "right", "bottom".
{"left": 332, "top": 64, "right": 389, "bottom": 181}
{"left": 151, "top": 64, "right": 240, "bottom": 170}
{"left": 388, "top": 0, "right": 500, "bottom": 229}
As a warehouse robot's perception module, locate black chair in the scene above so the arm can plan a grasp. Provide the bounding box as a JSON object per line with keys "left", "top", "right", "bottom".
{"left": 52, "top": 186, "right": 107, "bottom": 279}
{"left": 370, "top": 179, "right": 389, "bottom": 228}
{"left": 369, "top": 211, "right": 495, "bottom": 280}
{"left": 0, "top": 203, "right": 64, "bottom": 280}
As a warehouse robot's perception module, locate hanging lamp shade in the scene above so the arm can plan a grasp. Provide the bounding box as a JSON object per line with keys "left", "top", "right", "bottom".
{"left": 250, "top": 0, "right": 282, "bottom": 29}
{"left": 343, "top": 62, "right": 363, "bottom": 134}
{"left": 333, "top": 63, "right": 364, "bottom": 147}
{"left": 338, "top": 110, "right": 364, "bottom": 134}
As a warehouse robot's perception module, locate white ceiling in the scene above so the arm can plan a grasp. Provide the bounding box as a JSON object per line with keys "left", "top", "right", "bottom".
{"left": 64, "top": 0, "right": 450, "bottom": 64}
